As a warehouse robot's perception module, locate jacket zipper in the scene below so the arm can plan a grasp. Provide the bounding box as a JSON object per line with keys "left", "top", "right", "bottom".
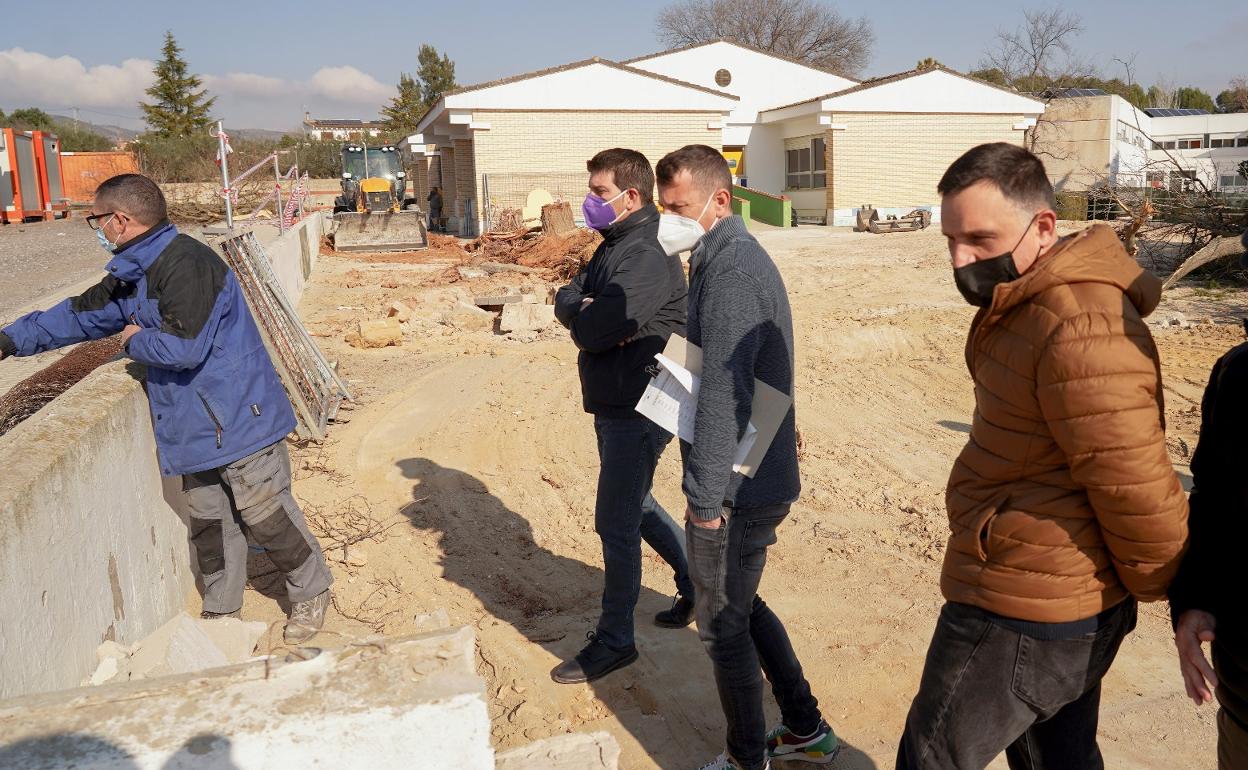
{"left": 198, "top": 393, "right": 224, "bottom": 449}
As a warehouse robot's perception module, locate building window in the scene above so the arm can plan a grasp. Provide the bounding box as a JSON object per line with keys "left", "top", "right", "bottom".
{"left": 1219, "top": 173, "right": 1248, "bottom": 189}
{"left": 715, "top": 68, "right": 732, "bottom": 87}
{"left": 1210, "top": 138, "right": 1240, "bottom": 148}
{"left": 786, "top": 137, "right": 826, "bottom": 189}
{"left": 1239, "top": 137, "right": 1248, "bottom": 147}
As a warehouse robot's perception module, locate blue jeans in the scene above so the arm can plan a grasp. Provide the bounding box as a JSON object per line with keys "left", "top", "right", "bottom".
{"left": 687, "top": 504, "right": 822, "bottom": 770}
{"left": 593, "top": 415, "right": 693, "bottom": 649}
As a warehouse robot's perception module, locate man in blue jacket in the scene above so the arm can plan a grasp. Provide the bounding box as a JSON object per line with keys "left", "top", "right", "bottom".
{"left": 551, "top": 148, "right": 694, "bottom": 684}
{"left": 0, "top": 174, "right": 332, "bottom": 643}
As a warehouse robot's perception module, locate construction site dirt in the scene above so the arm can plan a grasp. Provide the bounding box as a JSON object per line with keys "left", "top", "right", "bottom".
{"left": 202, "top": 223, "right": 1227, "bottom": 769}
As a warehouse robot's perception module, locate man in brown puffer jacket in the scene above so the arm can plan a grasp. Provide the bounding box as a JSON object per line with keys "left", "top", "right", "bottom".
{"left": 896, "top": 143, "right": 1189, "bottom": 770}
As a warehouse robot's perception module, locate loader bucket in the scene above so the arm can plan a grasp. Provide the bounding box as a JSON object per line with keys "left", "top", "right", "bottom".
{"left": 332, "top": 210, "right": 429, "bottom": 252}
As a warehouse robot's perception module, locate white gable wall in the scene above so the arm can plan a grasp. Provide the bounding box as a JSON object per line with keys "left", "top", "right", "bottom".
{"left": 629, "top": 41, "right": 854, "bottom": 125}
{"left": 440, "top": 62, "right": 736, "bottom": 113}
{"left": 819, "top": 70, "right": 1044, "bottom": 115}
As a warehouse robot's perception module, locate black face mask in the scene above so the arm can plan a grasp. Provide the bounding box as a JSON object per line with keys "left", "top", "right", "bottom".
{"left": 952, "top": 216, "right": 1036, "bottom": 308}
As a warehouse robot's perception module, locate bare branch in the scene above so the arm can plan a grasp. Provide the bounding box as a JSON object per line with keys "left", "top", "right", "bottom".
{"left": 655, "top": 0, "right": 875, "bottom": 78}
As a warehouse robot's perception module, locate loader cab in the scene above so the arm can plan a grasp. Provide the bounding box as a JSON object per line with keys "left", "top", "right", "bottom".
{"left": 335, "top": 144, "right": 408, "bottom": 213}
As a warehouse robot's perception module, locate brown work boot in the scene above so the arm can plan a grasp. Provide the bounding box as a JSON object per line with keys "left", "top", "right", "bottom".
{"left": 284, "top": 590, "right": 330, "bottom": 644}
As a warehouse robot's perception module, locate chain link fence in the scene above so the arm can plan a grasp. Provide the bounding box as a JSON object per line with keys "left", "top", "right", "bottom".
{"left": 481, "top": 172, "right": 587, "bottom": 232}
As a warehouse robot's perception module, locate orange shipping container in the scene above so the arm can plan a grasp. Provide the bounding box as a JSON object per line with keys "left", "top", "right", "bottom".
{"left": 60, "top": 151, "right": 140, "bottom": 205}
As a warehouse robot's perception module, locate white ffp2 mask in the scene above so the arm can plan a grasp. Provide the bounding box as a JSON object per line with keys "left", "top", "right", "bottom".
{"left": 656, "top": 194, "right": 715, "bottom": 256}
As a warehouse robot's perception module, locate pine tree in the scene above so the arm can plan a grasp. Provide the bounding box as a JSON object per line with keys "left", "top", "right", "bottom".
{"left": 417, "top": 45, "right": 457, "bottom": 110}
{"left": 381, "top": 73, "right": 425, "bottom": 135}
{"left": 139, "top": 31, "right": 215, "bottom": 137}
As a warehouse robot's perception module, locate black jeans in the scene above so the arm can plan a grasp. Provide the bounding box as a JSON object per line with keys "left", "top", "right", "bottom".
{"left": 687, "top": 504, "right": 822, "bottom": 770}
{"left": 897, "top": 599, "right": 1138, "bottom": 770}
{"left": 593, "top": 415, "right": 693, "bottom": 649}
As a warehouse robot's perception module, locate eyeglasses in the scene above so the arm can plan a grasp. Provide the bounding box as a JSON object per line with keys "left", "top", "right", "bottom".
{"left": 85, "top": 212, "right": 115, "bottom": 231}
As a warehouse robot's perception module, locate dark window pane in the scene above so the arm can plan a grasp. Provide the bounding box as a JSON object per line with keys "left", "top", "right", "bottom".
{"left": 812, "top": 138, "right": 826, "bottom": 172}
{"left": 797, "top": 148, "right": 811, "bottom": 172}
{"left": 813, "top": 173, "right": 826, "bottom": 188}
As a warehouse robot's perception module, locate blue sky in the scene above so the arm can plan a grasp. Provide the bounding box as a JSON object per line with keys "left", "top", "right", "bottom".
{"left": 1, "top": 0, "right": 1243, "bottom": 131}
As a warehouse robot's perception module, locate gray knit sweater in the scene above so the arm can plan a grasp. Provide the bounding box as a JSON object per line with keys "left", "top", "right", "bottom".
{"left": 681, "top": 215, "right": 800, "bottom": 520}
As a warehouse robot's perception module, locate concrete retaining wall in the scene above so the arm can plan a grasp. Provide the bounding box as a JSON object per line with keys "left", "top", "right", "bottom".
{"left": 260, "top": 212, "right": 322, "bottom": 304}
{"left": 0, "top": 215, "right": 326, "bottom": 699}
{"left": 0, "top": 362, "right": 195, "bottom": 699}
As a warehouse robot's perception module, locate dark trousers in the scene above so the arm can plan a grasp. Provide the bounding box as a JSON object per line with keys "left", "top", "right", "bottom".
{"left": 897, "top": 599, "right": 1137, "bottom": 770}
{"left": 592, "top": 415, "right": 693, "bottom": 649}
{"left": 687, "top": 504, "right": 822, "bottom": 770}
{"left": 1214, "top": 628, "right": 1248, "bottom": 770}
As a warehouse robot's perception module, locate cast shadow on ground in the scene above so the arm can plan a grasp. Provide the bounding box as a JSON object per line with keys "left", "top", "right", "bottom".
{"left": 398, "top": 457, "right": 717, "bottom": 769}
{"left": 937, "top": 420, "right": 972, "bottom": 434}
{"left": 0, "top": 733, "right": 242, "bottom": 769}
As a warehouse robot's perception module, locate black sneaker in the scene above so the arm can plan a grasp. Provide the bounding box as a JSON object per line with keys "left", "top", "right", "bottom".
{"left": 654, "top": 593, "right": 695, "bottom": 628}
{"left": 551, "top": 631, "right": 638, "bottom": 684}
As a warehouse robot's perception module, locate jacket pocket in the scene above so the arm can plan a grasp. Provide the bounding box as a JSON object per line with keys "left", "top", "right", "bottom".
{"left": 971, "top": 495, "right": 1008, "bottom": 562}
{"left": 196, "top": 390, "right": 225, "bottom": 449}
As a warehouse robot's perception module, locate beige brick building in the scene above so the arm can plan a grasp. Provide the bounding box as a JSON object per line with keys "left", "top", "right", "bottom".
{"left": 408, "top": 58, "right": 735, "bottom": 235}
{"left": 759, "top": 67, "right": 1044, "bottom": 225}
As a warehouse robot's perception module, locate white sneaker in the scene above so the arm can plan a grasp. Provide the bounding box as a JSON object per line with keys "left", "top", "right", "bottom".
{"left": 696, "top": 753, "right": 771, "bottom": 770}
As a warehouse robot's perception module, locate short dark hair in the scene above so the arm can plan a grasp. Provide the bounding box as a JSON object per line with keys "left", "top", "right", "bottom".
{"left": 937, "top": 143, "right": 1056, "bottom": 211}
{"left": 94, "top": 174, "right": 167, "bottom": 225}
{"left": 587, "top": 148, "right": 654, "bottom": 204}
{"left": 656, "top": 144, "right": 732, "bottom": 198}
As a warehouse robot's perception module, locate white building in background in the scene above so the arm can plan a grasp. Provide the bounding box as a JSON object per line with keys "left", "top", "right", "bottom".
{"left": 1035, "top": 92, "right": 1248, "bottom": 192}
{"left": 302, "top": 113, "right": 385, "bottom": 142}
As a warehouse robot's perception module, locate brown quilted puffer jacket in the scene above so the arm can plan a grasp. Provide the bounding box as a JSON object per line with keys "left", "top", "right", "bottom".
{"left": 941, "top": 224, "right": 1189, "bottom": 623}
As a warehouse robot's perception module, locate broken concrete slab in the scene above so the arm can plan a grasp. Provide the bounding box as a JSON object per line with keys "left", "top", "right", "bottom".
{"left": 351, "top": 318, "right": 403, "bottom": 348}
{"left": 473, "top": 294, "right": 523, "bottom": 308}
{"left": 457, "top": 266, "right": 487, "bottom": 280}
{"left": 108, "top": 613, "right": 267, "bottom": 684}
{"left": 0, "top": 626, "right": 493, "bottom": 770}
{"left": 387, "top": 301, "right": 414, "bottom": 322}
{"left": 499, "top": 303, "right": 556, "bottom": 333}
{"left": 496, "top": 731, "right": 621, "bottom": 770}
{"left": 439, "top": 303, "right": 497, "bottom": 333}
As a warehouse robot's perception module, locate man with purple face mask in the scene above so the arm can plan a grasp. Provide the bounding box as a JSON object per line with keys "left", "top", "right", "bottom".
{"left": 551, "top": 148, "right": 694, "bottom": 684}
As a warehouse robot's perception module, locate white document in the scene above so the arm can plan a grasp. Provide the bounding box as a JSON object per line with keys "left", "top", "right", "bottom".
{"left": 636, "top": 353, "right": 757, "bottom": 474}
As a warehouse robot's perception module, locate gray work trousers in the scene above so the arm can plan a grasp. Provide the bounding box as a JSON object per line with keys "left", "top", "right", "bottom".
{"left": 182, "top": 441, "right": 333, "bottom": 614}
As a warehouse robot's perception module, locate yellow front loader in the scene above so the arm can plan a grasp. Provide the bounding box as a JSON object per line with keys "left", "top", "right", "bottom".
{"left": 331, "top": 143, "right": 428, "bottom": 252}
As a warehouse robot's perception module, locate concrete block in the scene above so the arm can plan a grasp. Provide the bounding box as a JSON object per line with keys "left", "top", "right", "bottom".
{"left": 473, "top": 294, "right": 523, "bottom": 307}
{"left": 387, "top": 301, "right": 414, "bottom": 322}
{"left": 499, "top": 303, "right": 556, "bottom": 333}
{"left": 0, "top": 627, "right": 493, "bottom": 770}
{"left": 440, "top": 303, "right": 497, "bottom": 333}
{"left": 496, "top": 731, "right": 621, "bottom": 770}
{"left": 122, "top": 613, "right": 266, "bottom": 682}
{"left": 521, "top": 293, "right": 539, "bottom": 304}
{"left": 457, "top": 266, "right": 487, "bottom": 280}
{"left": 351, "top": 318, "right": 403, "bottom": 348}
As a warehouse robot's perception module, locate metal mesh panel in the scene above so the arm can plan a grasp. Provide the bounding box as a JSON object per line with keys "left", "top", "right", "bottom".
{"left": 218, "top": 231, "right": 351, "bottom": 440}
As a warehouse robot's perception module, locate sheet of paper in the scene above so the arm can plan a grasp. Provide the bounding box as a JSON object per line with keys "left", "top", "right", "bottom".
{"left": 635, "top": 369, "right": 696, "bottom": 443}
{"left": 637, "top": 351, "right": 761, "bottom": 473}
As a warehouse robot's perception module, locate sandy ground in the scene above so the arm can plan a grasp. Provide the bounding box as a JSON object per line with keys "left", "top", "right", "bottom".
{"left": 234, "top": 224, "right": 1235, "bottom": 769}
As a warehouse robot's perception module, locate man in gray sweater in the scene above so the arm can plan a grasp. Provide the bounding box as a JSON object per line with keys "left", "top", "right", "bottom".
{"left": 655, "top": 145, "right": 839, "bottom": 770}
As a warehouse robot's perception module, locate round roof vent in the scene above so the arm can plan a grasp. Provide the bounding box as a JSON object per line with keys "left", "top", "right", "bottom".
{"left": 715, "top": 69, "right": 732, "bottom": 87}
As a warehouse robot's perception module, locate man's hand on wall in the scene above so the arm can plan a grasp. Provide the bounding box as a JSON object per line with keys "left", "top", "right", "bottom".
{"left": 121, "top": 324, "right": 142, "bottom": 348}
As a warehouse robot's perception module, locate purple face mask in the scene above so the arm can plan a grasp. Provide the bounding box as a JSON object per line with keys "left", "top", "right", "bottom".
{"left": 582, "top": 190, "right": 627, "bottom": 231}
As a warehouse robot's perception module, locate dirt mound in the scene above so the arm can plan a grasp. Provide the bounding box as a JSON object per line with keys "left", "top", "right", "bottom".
{"left": 0, "top": 336, "right": 124, "bottom": 436}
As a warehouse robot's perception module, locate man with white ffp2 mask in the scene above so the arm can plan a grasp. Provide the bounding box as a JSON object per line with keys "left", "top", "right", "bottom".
{"left": 551, "top": 148, "right": 695, "bottom": 685}
{"left": 657, "top": 144, "right": 841, "bottom": 770}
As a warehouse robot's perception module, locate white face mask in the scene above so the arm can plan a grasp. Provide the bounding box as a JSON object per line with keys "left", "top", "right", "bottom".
{"left": 657, "top": 194, "right": 715, "bottom": 256}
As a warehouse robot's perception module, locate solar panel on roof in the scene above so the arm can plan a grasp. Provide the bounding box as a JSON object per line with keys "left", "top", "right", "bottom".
{"left": 1144, "top": 107, "right": 1211, "bottom": 117}
{"left": 1053, "top": 87, "right": 1107, "bottom": 98}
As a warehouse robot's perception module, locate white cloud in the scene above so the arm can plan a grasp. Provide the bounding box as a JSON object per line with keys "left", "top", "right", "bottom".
{"left": 0, "top": 48, "right": 154, "bottom": 108}
{"left": 204, "top": 72, "right": 286, "bottom": 99}
{"left": 0, "top": 48, "right": 391, "bottom": 128}
{"left": 308, "top": 66, "right": 392, "bottom": 103}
